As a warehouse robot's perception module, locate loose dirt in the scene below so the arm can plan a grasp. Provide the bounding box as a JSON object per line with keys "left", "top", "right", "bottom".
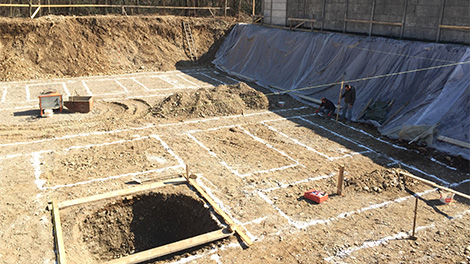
{"left": 0, "top": 15, "right": 469, "bottom": 264}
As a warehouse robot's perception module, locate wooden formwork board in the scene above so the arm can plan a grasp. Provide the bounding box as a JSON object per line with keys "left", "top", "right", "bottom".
{"left": 50, "top": 172, "right": 249, "bottom": 264}
{"left": 105, "top": 229, "right": 233, "bottom": 264}
{"left": 185, "top": 166, "right": 253, "bottom": 246}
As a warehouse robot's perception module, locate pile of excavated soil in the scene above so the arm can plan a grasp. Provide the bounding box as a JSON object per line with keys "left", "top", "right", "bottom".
{"left": 0, "top": 15, "right": 237, "bottom": 81}
{"left": 344, "top": 168, "right": 419, "bottom": 194}
{"left": 152, "top": 82, "right": 270, "bottom": 119}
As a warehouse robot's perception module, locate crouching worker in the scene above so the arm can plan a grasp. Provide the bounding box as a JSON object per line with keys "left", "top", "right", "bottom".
{"left": 316, "top": 97, "right": 336, "bottom": 117}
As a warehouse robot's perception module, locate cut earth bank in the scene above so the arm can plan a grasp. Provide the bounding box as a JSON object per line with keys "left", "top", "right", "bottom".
{"left": 0, "top": 15, "right": 469, "bottom": 264}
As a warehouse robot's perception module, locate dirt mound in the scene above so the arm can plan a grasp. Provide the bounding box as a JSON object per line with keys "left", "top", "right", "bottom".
{"left": 0, "top": 15, "right": 236, "bottom": 81}
{"left": 345, "top": 169, "right": 419, "bottom": 194}
{"left": 152, "top": 82, "right": 269, "bottom": 119}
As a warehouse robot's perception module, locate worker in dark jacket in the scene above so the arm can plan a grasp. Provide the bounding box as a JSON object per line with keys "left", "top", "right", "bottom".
{"left": 316, "top": 97, "right": 336, "bottom": 117}
{"left": 341, "top": 84, "right": 356, "bottom": 122}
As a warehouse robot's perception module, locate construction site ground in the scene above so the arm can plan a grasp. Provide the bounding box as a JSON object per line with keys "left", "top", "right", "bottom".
{"left": 0, "top": 15, "right": 469, "bottom": 264}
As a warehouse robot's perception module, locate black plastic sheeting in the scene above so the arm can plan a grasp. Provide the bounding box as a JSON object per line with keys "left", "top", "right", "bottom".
{"left": 213, "top": 24, "right": 470, "bottom": 160}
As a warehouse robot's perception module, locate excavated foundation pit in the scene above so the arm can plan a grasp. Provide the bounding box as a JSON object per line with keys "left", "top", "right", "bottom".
{"left": 77, "top": 187, "right": 223, "bottom": 262}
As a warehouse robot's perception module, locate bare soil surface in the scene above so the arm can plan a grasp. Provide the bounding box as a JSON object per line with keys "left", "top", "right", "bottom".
{"left": 0, "top": 15, "right": 469, "bottom": 264}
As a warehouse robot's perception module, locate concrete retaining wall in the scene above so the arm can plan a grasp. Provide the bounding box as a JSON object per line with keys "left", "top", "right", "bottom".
{"left": 263, "top": 0, "right": 469, "bottom": 44}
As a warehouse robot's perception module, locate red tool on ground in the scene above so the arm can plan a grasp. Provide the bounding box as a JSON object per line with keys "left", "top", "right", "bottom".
{"left": 304, "top": 189, "right": 328, "bottom": 204}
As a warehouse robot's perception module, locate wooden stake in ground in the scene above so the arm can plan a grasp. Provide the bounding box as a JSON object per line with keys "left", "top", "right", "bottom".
{"left": 337, "top": 165, "right": 345, "bottom": 196}
{"left": 410, "top": 196, "right": 419, "bottom": 240}
{"left": 336, "top": 80, "right": 344, "bottom": 123}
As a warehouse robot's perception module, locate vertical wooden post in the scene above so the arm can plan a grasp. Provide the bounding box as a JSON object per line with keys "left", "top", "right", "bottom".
{"left": 337, "top": 165, "right": 344, "bottom": 196}
{"left": 269, "top": 0, "right": 272, "bottom": 24}
{"left": 336, "top": 80, "right": 344, "bottom": 123}
{"left": 436, "top": 0, "right": 446, "bottom": 42}
{"left": 252, "top": 0, "right": 255, "bottom": 15}
{"left": 29, "top": 0, "right": 32, "bottom": 17}
{"left": 400, "top": 0, "right": 408, "bottom": 39}
{"left": 369, "top": 0, "right": 376, "bottom": 36}
{"left": 224, "top": 0, "right": 227, "bottom": 16}
{"left": 410, "top": 196, "right": 418, "bottom": 240}
{"left": 343, "top": 0, "right": 348, "bottom": 33}
{"left": 185, "top": 164, "right": 189, "bottom": 180}
{"left": 9, "top": 0, "right": 12, "bottom": 17}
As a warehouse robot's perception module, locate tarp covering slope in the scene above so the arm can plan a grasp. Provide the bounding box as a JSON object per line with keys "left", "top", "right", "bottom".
{"left": 213, "top": 24, "right": 470, "bottom": 159}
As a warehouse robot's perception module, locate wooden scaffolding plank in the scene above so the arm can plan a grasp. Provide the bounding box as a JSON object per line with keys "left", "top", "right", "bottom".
{"left": 54, "top": 177, "right": 186, "bottom": 210}
{"left": 51, "top": 198, "right": 67, "bottom": 264}
{"left": 398, "top": 170, "right": 470, "bottom": 200}
{"left": 437, "top": 135, "right": 470, "bottom": 149}
{"left": 105, "top": 229, "right": 233, "bottom": 264}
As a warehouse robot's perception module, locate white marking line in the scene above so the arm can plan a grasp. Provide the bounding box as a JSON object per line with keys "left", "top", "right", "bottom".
{"left": 31, "top": 135, "right": 185, "bottom": 190}
{"left": 0, "top": 124, "right": 155, "bottom": 148}
{"left": 150, "top": 134, "right": 186, "bottom": 167}
{"left": 257, "top": 174, "right": 436, "bottom": 229}
{"left": 177, "top": 74, "right": 202, "bottom": 88}
{"left": 102, "top": 93, "right": 169, "bottom": 102}
{"left": 61, "top": 82, "right": 70, "bottom": 97}
{"left": 32, "top": 153, "right": 46, "bottom": 189}
{"left": 167, "top": 242, "right": 240, "bottom": 264}
{"left": 44, "top": 166, "right": 182, "bottom": 190}
{"left": 242, "top": 216, "right": 268, "bottom": 225}
{"left": 25, "top": 82, "right": 70, "bottom": 102}
{"left": 0, "top": 106, "right": 305, "bottom": 148}
{"left": 262, "top": 173, "right": 335, "bottom": 193}
{"left": 130, "top": 77, "right": 149, "bottom": 91}
{"left": 25, "top": 85, "right": 30, "bottom": 101}
{"left": 0, "top": 68, "right": 214, "bottom": 85}
{"left": 115, "top": 80, "right": 129, "bottom": 93}
{"left": 336, "top": 119, "right": 458, "bottom": 171}
{"left": 0, "top": 104, "right": 36, "bottom": 111}
{"left": 297, "top": 116, "right": 375, "bottom": 152}
{"left": 214, "top": 71, "right": 240, "bottom": 84}
{"left": 82, "top": 80, "right": 93, "bottom": 96}
{"left": 187, "top": 125, "right": 301, "bottom": 178}
{"left": 1, "top": 87, "right": 7, "bottom": 103}
{"left": 198, "top": 72, "right": 227, "bottom": 85}
{"left": 261, "top": 121, "right": 369, "bottom": 161}
{"left": 324, "top": 224, "right": 434, "bottom": 262}
{"left": 450, "top": 178, "right": 470, "bottom": 188}
{"left": 297, "top": 114, "right": 452, "bottom": 184}
{"left": 430, "top": 157, "right": 457, "bottom": 171}
{"left": 156, "top": 75, "right": 180, "bottom": 88}
{"left": 210, "top": 254, "right": 223, "bottom": 264}
{"left": 325, "top": 208, "right": 470, "bottom": 262}
{"left": 387, "top": 156, "right": 450, "bottom": 186}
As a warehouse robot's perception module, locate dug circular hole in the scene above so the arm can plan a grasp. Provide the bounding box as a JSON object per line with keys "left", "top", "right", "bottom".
{"left": 80, "top": 191, "right": 222, "bottom": 261}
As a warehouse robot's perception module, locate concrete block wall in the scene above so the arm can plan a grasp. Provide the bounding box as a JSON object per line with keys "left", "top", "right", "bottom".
{"left": 264, "top": 0, "right": 288, "bottom": 25}
{"left": 263, "top": 0, "right": 470, "bottom": 44}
